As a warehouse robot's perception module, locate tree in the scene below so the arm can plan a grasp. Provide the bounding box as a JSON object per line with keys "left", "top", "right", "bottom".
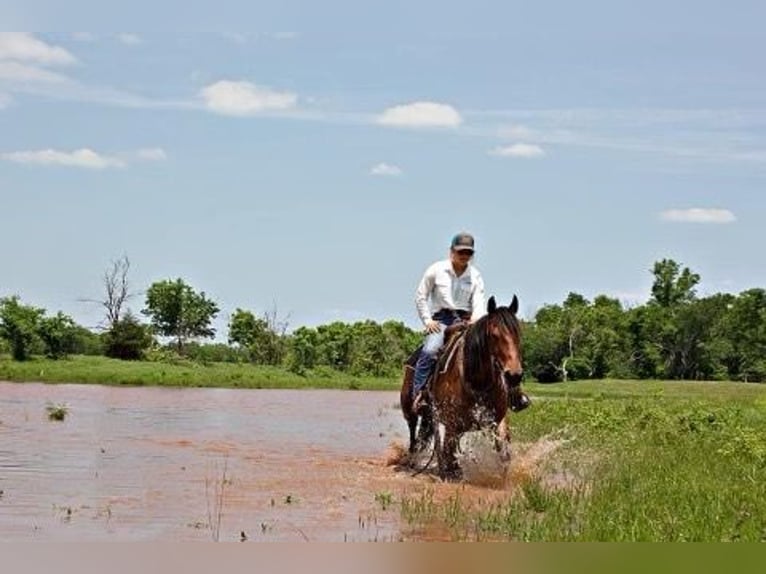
{"left": 228, "top": 307, "right": 286, "bottom": 365}
{"left": 37, "top": 312, "right": 78, "bottom": 359}
{"left": 286, "top": 326, "right": 320, "bottom": 374}
{"left": 0, "top": 296, "right": 44, "bottom": 361}
{"left": 80, "top": 255, "right": 136, "bottom": 330}
{"left": 316, "top": 322, "right": 354, "bottom": 371}
{"left": 102, "top": 255, "right": 134, "bottom": 328}
{"left": 716, "top": 289, "right": 766, "bottom": 381}
{"left": 349, "top": 320, "right": 390, "bottom": 376}
{"left": 103, "top": 312, "right": 154, "bottom": 360}
{"left": 650, "top": 259, "right": 700, "bottom": 308}
{"left": 142, "top": 278, "right": 219, "bottom": 352}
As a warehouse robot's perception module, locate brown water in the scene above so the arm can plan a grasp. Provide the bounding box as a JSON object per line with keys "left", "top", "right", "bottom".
{"left": 0, "top": 381, "right": 559, "bottom": 542}
{"left": 0, "top": 381, "right": 417, "bottom": 542}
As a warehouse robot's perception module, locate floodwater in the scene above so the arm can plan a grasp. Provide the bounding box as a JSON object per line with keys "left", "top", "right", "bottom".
{"left": 0, "top": 381, "right": 553, "bottom": 542}
{"left": 0, "top": 381, "right": 416, "bottom": 542}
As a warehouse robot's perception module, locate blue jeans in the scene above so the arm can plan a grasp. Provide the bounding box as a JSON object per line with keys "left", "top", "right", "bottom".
{"left": 412, "top": 310, "right": 464, "bottom": 397}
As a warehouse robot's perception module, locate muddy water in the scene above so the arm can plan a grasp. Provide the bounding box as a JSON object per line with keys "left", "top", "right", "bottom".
{"left": 0, "top": 381, "right": 423, "bottom": 541}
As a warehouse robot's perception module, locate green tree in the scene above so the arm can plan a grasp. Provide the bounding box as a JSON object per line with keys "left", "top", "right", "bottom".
{"left": 0, "top": 296, "right": 44, "bottom": 361}
{"left": 103, "top": 312, "right": 154, "bottom": 360}
{"left": 228, "top": 308, "right": 285, "bottom": 365}
{"left": 651, "top": 259, "right": 700, "bottom": 307}
{"left": 142, "top": 278, "right": 219, "bottom": 352}
{"left": 286, "top": 326, "right": 319, "bottom": 374}
{"left": 349, "top": 320, "right": 390, "bottom": 376}
{"left": 716, "top": 289, "right": 766, "bottom": 381}
{"left": 37, "top": 312, "right": 78, "bottom": 359}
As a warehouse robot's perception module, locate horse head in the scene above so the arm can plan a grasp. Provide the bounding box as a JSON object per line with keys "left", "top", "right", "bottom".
{"left": 486, "top": 295, "right": 523, "bottom": 392}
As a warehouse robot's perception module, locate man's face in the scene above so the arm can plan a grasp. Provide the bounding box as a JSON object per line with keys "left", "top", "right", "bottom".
{"left": 451, "top": 248, "right": 474, "bottom": 264}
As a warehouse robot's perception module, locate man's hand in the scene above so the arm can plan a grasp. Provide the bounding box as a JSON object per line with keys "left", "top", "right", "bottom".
{"left": 424, "top": 320, "right": 441, "bottom": 334}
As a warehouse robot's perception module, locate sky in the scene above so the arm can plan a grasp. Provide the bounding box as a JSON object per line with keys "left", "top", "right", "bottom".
{"left": 1, "top": 3, "right": 765, "bottom": 338}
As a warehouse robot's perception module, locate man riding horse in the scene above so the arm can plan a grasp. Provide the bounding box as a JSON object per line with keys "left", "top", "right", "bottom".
{"left": 410, "top": 232, "right": 486, "bottom": 413}
{"left": 411, "top": 232, "right": 530, "bottom": 411}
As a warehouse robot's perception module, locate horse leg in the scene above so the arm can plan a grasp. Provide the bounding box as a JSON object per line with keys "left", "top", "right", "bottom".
{"left": 494, "top": 417, "right": 512, "bottom": 462}
{"left": 437, "top": 424, "right": 461, "bottom": 480}
{"left": 416, "top": 408, "right": 434, "bottom": 451}
{"left": 406, "top": 412, "right": 418, "bottom": 454}
{"left": 401, "top": 367, "right": 418, "bottom": 453}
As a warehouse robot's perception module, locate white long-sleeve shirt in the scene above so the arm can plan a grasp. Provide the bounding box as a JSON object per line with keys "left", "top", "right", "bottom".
{"left": 414, "top": 259, "right": 486, "bottom": 326}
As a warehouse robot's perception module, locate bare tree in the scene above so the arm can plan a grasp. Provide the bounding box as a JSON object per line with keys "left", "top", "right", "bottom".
{"left": 263, "top": 301, "right": 290, "bottom": 338}
{"left": 81, "top": 255, "right": 136, "bottom": 330}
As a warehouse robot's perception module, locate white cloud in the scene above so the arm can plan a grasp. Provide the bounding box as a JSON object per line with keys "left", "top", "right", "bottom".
{"left": 136, "top": 148, "right": 167, "bottom": 161}
{"left": 0, "top": 61, "right": 70, "bottom": 83}
{"left": 116, "top": 33, "right": 142, "bottom": 45}
{"left": 0, "top": 92, "right": 11, "bottom": 108}
{"left": 200, "top": 80, "right": 298, "bottom": 116}
{"left": 1, "top": 148, "right": 126, "bottom": 169}
{"left": 376, "top": 101, "right": 462, "bottom": 128}
{"left": 659, "top": 208, "right": 736, "bottom": 224}
{"left": 370, "top": 162, "right": 403, "bottom": 177}
{"left": 0, "top": 33, "right": 76, "bottom": 65}
{"left": 489, "top": 143, "right": 546, "bottom": 158}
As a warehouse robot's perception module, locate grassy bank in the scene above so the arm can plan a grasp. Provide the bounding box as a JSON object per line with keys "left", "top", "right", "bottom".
{"left": 0, "top": 354, "right": 400, "bottom": 390}
{"left": 400, "top": 381, "right": 766, "bottom": 541}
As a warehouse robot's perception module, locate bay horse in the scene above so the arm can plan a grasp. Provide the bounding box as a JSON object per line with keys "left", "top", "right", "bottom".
{"left": 400, "top": 295, "right": 527, "bottom": 478}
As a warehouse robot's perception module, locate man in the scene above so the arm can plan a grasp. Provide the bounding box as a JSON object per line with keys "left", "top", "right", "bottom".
{"left": 412, "top": 232, "right": 486, "bottom": 412}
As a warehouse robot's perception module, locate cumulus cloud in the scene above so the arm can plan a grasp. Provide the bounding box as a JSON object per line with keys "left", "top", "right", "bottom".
{"left": 0, "top": 33, "right": 76, "bottom": 65}
{"left": 1, "top": 148, "right": 126, "bottom": 169}
{"left": 200, "top": 80, "right": 298, "bottom": 116}
{"left": 659, "top": 208, "right": 736, "bottom": 224}
{"left": 376, "top": 101, "right": 462, "bottom": 128}
{"left": 489, "top": 143, "right": 546, "bottom": 158}
{"left": 370, "top": 162, "right": 403, "bottom": 177}
{"left": 136, "top": 147, "right": 167, "bottom": 161}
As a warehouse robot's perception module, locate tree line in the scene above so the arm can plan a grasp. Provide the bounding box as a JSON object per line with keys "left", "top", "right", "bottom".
{"left": 1, "top": 257, "right": 764, "bottom": 382}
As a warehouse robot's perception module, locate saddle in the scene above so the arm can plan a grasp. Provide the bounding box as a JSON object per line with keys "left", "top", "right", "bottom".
{"left": 405, "top": 322, "right": 468, "bottom": 412}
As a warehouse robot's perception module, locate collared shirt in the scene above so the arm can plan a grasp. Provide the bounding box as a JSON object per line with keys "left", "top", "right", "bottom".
{"left": 415, "top": 259, "right": 486, "bottom": 326}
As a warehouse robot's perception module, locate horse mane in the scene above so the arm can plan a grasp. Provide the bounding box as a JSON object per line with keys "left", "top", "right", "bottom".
{"left": 463, "top": 307, "right": 520, "bottom": 386}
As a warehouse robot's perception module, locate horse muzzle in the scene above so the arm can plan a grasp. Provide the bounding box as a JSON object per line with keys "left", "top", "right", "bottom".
{"left": 502, "top": 369, "right": 530, "bottom": 412}
{"left": 503, "top": 370, "right": 523, "bottom": 389}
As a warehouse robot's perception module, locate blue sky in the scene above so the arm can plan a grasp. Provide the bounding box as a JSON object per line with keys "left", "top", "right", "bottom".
{"left": 1, "top": 4, "right": 765, "bottom": 338}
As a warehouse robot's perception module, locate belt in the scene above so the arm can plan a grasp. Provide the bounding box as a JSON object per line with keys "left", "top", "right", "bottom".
{"left": 433, "top": 308, "right": 471, "bottom": 321}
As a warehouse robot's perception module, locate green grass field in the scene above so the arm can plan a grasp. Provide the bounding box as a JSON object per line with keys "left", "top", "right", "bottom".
{"left": 401, "top": 379, "right": 766, "bottom": 541}
{"left": 0, "top": 354, "right": 398, "bottom": 390}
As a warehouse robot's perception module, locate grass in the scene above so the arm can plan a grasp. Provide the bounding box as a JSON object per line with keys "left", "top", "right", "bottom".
{"left": 0, "top": 354, "right": 400, "bottom": 390}
{"left": 46, "top": 402, "right": 69, "bottom": 421}
{"left": 400, "top": 382, "right": 766, "bottom": 541}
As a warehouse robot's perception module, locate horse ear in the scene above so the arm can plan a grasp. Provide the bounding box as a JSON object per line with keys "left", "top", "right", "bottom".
{"left": 487, "top": 296, "right": 497, "bottom": 314}
{"left": 509, "top": 295, "right": 519, "bottom": 315}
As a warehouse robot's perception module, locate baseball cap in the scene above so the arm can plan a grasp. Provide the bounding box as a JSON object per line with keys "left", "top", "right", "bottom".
{"left": 451, "top": 232, "right": 475, "bottom": 252}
